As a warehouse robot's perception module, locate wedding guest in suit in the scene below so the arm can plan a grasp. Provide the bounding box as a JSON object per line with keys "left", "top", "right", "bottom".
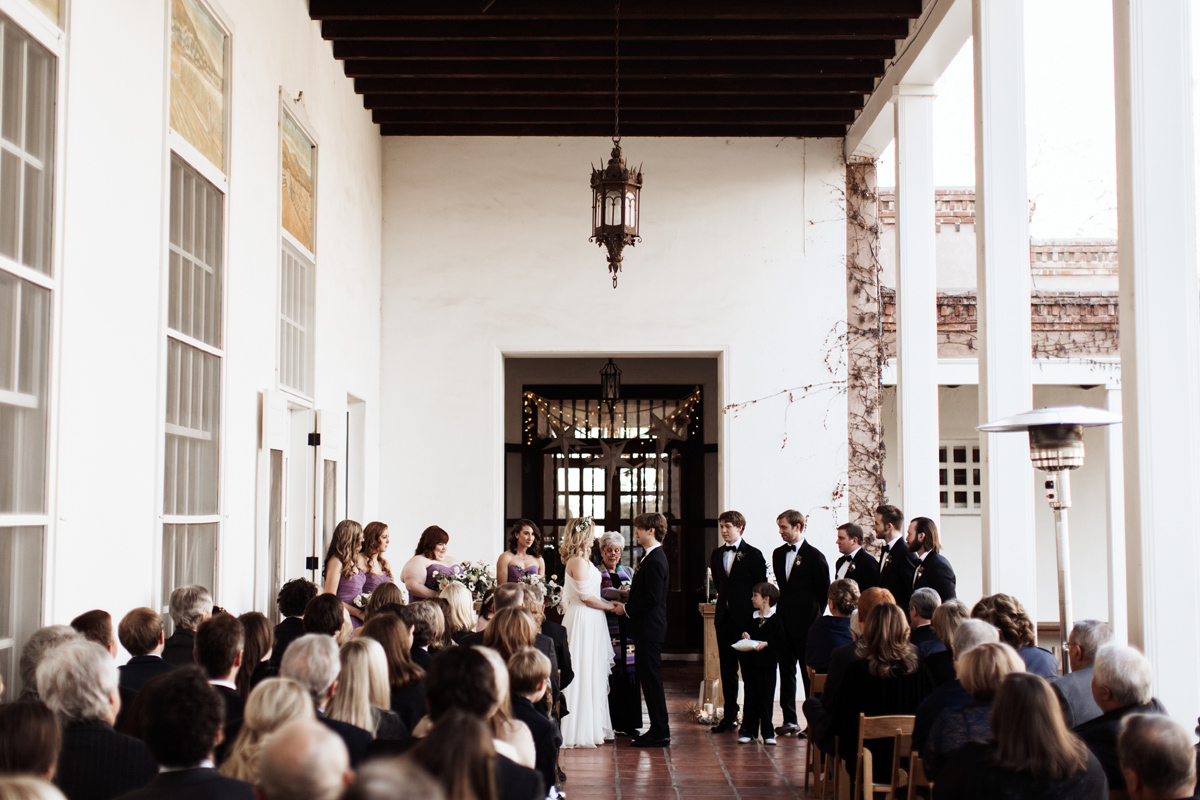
{"left": 616, "top": 511, "right": 670, "bottom": 747}
{"left": 194, "top": 613, "right": 245, "bottom": 762}
{"left": 972, "top": 593, "right": 1058, "bottom": 678}
{"left": 18, "top": 625, "right": 81, "bottom": 701}
{"left": 708, "top": 510, "right": 767, "bottom": 734}
{"left": 1053, "top": 620, "right": 1113, "bottom": 729}
{"left": 255, "top": 719, "right": 353, "bottom": 800}
{"left": 805, "top": 579, "right": 859, "bottom": 673}
{"left": 771, "top": 509, "right": 830, "bottom": 735}
{"left": 163, "top": 586, "right": 213, "bottom": 667}
{"left": 1118, "top": 714, "right": 1197, "bottom": 800}
{"left": 833, "top": 522, "right": 879, "bottom": 591}
{"left": 401, "top": 603, "right": 440, "bottom": 670}
{"left": 875, "top": 505, "right": 916, "bottom": 612}
{"left": 909, "top": 587, "right": 944, "bottom": 656}
{"left": 908, "top": 517, "right": 957, "bottom": 601}
{"left": 116, "top": 667, "right": 254, "bottom": 800}
{"left": 271, "top": 579, "right": 317, "bottom": 670}
{"left": 71, "top": 611, "right": 117, "bottom": 659}
{"left": 280, "top": 634, "right": 372, "bottom": 768}
{"left": 508, "top": 648, "right": 558, "bottom": 794}
{"left": 304, "top": 593, "right": 349, "bottom": 640}
{"left": 115, "top": 608, "right": 174, "bottom": 728}
{"left": 0, "top": 700, "right": 61, "bottom": 779}
{"left": 38, "top": 640, "right": 156, "bottom": 800}
{"left": 924, "top": 600, "right": 969, "bottom": 686}
{"left": 912, "top": 618, "right": 1001, "bottom": 758}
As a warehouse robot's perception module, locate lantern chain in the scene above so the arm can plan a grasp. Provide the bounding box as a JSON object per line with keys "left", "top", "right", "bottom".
{"left": 613, "top": 0, "right": 620, "bottom": 144}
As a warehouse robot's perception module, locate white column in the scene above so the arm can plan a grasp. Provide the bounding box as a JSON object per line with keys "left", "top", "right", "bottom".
{"left": 1104, "top": 385, "right": 1127, "bottom": 644}
{"left": 892, "top": 86, "right": 941, "bottom": 529}
{"left": 972, "top": 0, "right": 1037, "bottom": 616}
{"left": 1113, "top": 0, "right": 1200, "bottom": 719}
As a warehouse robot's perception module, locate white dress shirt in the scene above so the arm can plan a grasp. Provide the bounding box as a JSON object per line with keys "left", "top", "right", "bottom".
{"left": 723, "top": 537, "right": 743, "bottom": 575}
{"left": 783, "top": 538, "right": 804, "bottom": 580}
{"left": 836, "top": 545, "right": 861, "bottom": 579}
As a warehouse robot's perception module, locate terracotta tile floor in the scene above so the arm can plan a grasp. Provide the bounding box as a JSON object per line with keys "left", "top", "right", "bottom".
{"left": 561, "top": 663, "right": 819, "bottom": 800}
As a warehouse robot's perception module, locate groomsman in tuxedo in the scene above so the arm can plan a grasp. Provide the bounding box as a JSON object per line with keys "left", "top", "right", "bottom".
{"left": 907, "top": 516, "right": 957, "bottom": 601}
{"left": 875, "top": 504, "right": 917, "bottom": 612}
{"left": 618, "top": 511, "right": 671, "bottom": 747}
{"left": 772, "top": 510, "right": 830, "bottom": 736}
{"left": 833, "top": 522, "right": 879, "bottom": 592}
{"left": 709, "top": 510, "right": 767, "bottom": 733}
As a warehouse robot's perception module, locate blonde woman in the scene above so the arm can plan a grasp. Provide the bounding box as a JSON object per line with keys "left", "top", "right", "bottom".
{"left": 559, "top": 516, "right": 617, "bottom": 748}
{"left": 322, "top": 519, "right": 369, "bottom": 629}
{"left": 474, "top": 646, "right": 536, "bottom": 769}
{"left": 327, "top": 639, "right": 406, "bottom": 740}
{"left": 219, "top": 678, "right": 315, "bottom": 782}
{"left": 438, "top": 581, "right": 477, "bottom": 643}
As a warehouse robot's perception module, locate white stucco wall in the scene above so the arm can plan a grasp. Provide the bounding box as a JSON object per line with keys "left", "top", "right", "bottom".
{"left": 50, "top": 0, "right": 382, "bottom": 627}
{"left": 380, "top": 137, "right": 850, "bottom": 570}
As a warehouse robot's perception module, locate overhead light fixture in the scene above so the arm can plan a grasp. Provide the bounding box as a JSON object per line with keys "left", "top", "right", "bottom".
{"left": 977, "top": 405, "right": 1121, "bottom": 674}
{"left": 590, "top": 0, "right": 642, "bottom": 288}
{"left": 599, "top": 358, "right": 622, "bottom": 414}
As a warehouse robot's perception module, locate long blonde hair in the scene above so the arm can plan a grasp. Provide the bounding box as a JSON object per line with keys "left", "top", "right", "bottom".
{"left": 219, "top": 678, "right": 314, "bottom": 782}
{"left": 559, "top": 516, "right": 595, "bottom": 563}
{"left": 439, "top": 581, "right": 477, "bottom": 635}
{"left": 327, "top": 639, "right": 391, "bottom": 732}
{"left": 324, "top": 519, "right": 365, "bottom": 580}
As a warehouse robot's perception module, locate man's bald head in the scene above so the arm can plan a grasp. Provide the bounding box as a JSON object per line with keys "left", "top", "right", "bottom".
{"left": 255, "top": 719, "right": 352, "bottom": 800}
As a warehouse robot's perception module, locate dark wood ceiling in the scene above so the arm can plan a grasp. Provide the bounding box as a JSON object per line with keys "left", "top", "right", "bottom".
{"left": 309, "top": 1, "right": 920, "bottom": 137}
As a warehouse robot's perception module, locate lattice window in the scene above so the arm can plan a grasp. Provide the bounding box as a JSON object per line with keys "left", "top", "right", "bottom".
{"left": 940, "top": 442, "right": 982, "bottom": 514}
{"left": 278, "top": 241, "right": 313, "bottom": 397}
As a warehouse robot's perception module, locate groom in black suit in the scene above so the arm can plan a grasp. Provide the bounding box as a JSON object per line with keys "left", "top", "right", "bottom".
{"left": 709, "top": 510, "right": 767, "bottom": 733}
{"left": 617, "top": 511, "right": 671, "bottom": 747}
{"left": 772, "top": 509, "right": 830, "bottom": 735}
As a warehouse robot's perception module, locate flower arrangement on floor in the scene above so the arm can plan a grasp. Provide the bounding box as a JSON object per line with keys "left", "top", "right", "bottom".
{"left": 685, "top": 701, "right": 726, "bottom": 727}
{"left": 437, "top": 560, "right": 496, "bottom": 600}
{"left": 518, "top": 571, "right": 563, "bottom": 610}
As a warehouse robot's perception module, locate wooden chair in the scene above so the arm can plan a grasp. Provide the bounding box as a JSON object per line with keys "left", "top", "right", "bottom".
{"left": 804, "top": 672, "right": 829, "bottom": 791}
{"left": 854, "top": 713, "right": 916, "bottom": 800}
{"left": 909, "top": 749, "right": 932, "bottom": 798}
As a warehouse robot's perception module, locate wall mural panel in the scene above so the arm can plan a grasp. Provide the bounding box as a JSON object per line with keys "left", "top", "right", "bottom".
{"left": 281, "top": 111, "right": 314, "bottom": 251}
{"left": 170, "top": 0, "right": 225, "bottom": 170}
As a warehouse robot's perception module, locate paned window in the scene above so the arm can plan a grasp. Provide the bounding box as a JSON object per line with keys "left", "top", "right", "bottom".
{"left": 939, "top": 442, "right": 982, "bottom": 514}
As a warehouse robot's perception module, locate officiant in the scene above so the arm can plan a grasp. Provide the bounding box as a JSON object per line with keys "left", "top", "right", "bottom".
{"left": 599, "top": 531, "right": 641, "bottom": 735}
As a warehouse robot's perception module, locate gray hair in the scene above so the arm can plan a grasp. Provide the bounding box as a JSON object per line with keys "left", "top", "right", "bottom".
{"left": 598, "top": 531, "right": 625, "bottom": 551}
{"left": 1069, "top": 619, "right": 1113, "bottom": 663}
{"left": 36, "top": 640, "right": 117, "bottom": 722}
{"left": 1094, "top": 643, "right": 1153, "bottom": 706}
{"left": 18, "top": 625, "right": 81, "bottom": 700}
{"left": 952, "top": 618, "right": 1000, "bottom": 660}
{"left": 280, "top": 634, "right": 340, "bottom": 702}
{"left": 493, "top": 583, "right": 525, "bottom": 612}
{"left": 910, "top": 587, "right": 942, "bottom": 621}
{"left": 169, "top": 584, "right": 213, "bottom": 630}
{"left": 1118, "top": 713, "right": 1197, "bottom": 795}
{"left": 346, "top": 758, "right": 446, "bottom": 800}
{"left": 257, "top": 718, "right": 349, "bottom": 800}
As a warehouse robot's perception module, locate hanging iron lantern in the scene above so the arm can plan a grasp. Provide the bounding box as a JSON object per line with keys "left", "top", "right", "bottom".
{"left": 600, "top": 358, "right": 622, "bottom": 413}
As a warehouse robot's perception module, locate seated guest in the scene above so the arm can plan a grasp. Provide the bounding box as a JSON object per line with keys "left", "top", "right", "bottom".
{"left": 219, "top": 678, "right": 315, "bottom": 784}
{"left": 70, "top": 611, "right": 117, "bottom": 659}
{"left": 279, "top": 634, "right": 372, "bottom": 767}
{"left": 908, "top": 588, "right": 943, "bottom": 656}
{"left": 923, "top": 600, "right": 968, "bottom": 687}
{"left": 805, "top": 579, "right": 858, "bottom": 673}
{"left": 327, "top": 639, "right": 406, "bottom": 740}
{"left": 483, "top": 608, "right": 538, "bottom": 662}
{"left": 428, "top": 599, "right": 456, "bottom": 652}
{"left": 115, "top": 609, "right": 173, "bottom": 728}
{"left": 235, "top": 613, "right": 275, "bottom": 698}
{"left": 519, "top": 583, "right": 572, "bottom": 696}
{"left": 507, "top": 648, "right": 557, "bottom": 794}
{"left": 194, "top": 613, "right": 245, "bottom": 761}
{"left": 0, "top": 701, "right": 61, "bottom": 779}
{"left": 271, "top": 578, "right": 317, "bottom": 670}
{"left": 399, "top": 603, "right": 438, "bottom": 670}
{"left": 1118, "top": 714, "right": 1196, "bottom": 800}
{"left": 458, "top": 584, "right": 526, "bottom": 648}
{"left": 475, "top": 647, "right": 537, "bottom": 769}
{"left": 831, "top": 602, "right": 935, "bottom": 780}
{"left": 342, "top": 759, "right": 444, "bottom": 800}
{"left": 933, "top": 672, "right": 1107, "bottom": 799}
{"left": 116, "top": 667, "right": 253, "bottom": 800}
{"left": 162, "top": 585, "right": 213, "bottom": 667}
{"left": 410, "top": 710, "right": 500, "bottom": 800}
{"left": 1053, "top": 619, "right": 1113, "bottom": 729}
{"left": 256, "top": 719, "right": 353, "bottom": 800}
{"left": 37, "top": 640, "right": 156, "bottom": 800}
{"left": 912, "top": 618, "right": 1001, "bottom": 756}
{"left": 476, "top": 590, "right": 497, "bottom": 633}
{"left": 18, "top": 626, "right": 81, "bottom": 701}
{"left": 303, "top": 594, "right": 347, "bottom": 639}
{"left": 971, "top": 593, "right": 1058, "bottom": 678}
{"left": 1074, "top": 644, "right": 1166, "bottom": 791}
{"left": 359, "top": 616, "right": 426, "bottom": 731}
{"left": 364, "top": 582, "right": 406, "bottom": 625}
{"left": 923, "top": 641, "right": 1024, "bottom": 779}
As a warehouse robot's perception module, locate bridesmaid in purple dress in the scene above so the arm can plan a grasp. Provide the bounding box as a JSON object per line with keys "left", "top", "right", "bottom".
{"left": 399, "top": 525, "right": 461, "bottom": 599}
{"left": 362, "top": 521, "right": 394, "bottom": 595}
{"left": 322, "top": 519, "right": 369, "bottom": 629}
{"left": 496, "top": 518, "right": 546, "bottom": 584}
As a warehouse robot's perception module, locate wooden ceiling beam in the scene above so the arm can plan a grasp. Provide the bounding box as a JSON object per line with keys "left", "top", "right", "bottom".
{"left": 370, "top": 108, "right": 857, "bottom": 124}
{"left": 378, "top": 122, "right": 849, "bottom": 136}
{"left": 331, "top": 38, "right": 898, "bottom": 60}
{"left": 342, "top": 58, "right": 887, "bottom": 78}
{"left": 352, "top": 76, "right": 877, "bottom": 95}
{"left": 310, "top": 0, "right": 922, "bottom": 21}
{"left": 362, "top": 92, "right": 866, "bottom": 110}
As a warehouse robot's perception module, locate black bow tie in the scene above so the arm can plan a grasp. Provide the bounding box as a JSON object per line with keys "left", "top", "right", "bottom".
{"left": 721, "top": 545, "right": 737, "bottom": 553}
{"left": 836, "top": 554, "right": 850, "bottom": 566}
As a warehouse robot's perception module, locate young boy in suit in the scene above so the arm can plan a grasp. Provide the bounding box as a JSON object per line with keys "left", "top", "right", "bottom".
{"left": 738, "top": 582, "right": 783, "bottom": 745}
{"left": 509, "top": 647, "right": 560, "bottom": 796}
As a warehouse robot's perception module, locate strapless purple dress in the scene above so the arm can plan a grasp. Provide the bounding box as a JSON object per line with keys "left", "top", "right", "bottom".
{"left": 507, "top": 564, "right": 540, "bottom": 583}
{"left": 425, "top": 562, "right": 460, "bottom": 592}
{"left": 336, "top": 571, "right": 367, "bottom": 629}
{"left": 363, "top": 572, "right": 392, "bottom": 594}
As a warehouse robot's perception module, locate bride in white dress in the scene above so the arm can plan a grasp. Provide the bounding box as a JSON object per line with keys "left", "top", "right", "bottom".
{"left": 559, "top": 516, "right": 618, "bottom": 747}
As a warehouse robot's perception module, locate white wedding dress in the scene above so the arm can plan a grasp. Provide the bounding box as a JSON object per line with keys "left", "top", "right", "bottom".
{"left": 560, "top": 561, "right": 615, "bottom": 747}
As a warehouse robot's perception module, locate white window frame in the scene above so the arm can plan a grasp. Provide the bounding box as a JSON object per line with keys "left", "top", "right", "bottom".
{"left": 276, "top": 92, "right": 318, "bottom": 403}
{"left": 156, "top": 0, "right": 233, "bottom": 616}
{"left": 939, "top": 439, "right": 983, "bottom": 515}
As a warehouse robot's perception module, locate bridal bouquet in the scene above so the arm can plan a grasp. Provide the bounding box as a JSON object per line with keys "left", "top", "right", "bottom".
{"left": 437, "top": 560, "right": 496, "bottom": 601}
{"left": 519, "top": 571, "right": 563, "bottom": 610}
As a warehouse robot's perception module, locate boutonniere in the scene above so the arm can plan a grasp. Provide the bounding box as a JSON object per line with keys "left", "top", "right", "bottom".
{"left": 915, "top": 566, "right": 924, "bottom": 579}
{"left": 847, "top": 562, "right": 856, "bottom": 574}
{"left": 735, "top": 551, "right": 745, "bottom": 563}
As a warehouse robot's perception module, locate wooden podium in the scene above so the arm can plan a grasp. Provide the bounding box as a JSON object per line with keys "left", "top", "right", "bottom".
{"left": 699, "top": 603, "right": 720, "bottom": 705}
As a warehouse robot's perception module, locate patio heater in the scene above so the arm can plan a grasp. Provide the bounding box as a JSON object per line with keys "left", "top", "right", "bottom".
{"left": 977, "top": 406, "right": 1121, "bottom": 674}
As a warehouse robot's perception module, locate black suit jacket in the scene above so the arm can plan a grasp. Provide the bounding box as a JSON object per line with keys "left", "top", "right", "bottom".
{"left": 55, "top": 720, "right": 158, "bottom": 800}
{"left": 497, "top": 753, "right": 546, "bottom": 800}
{"left": 772, "top": 540, "right": 830, "bottom": 643}
{"left": 512, "top": 696, "right": 558, "bottom": 793}
{"left": 878, "top": 538, "right": 917, "bottom": 610}
{"left": 116, "top": 656, "right": 175, "bottom": 731}
{"left": 270, "top": 617, "right": 306, "bottom": 670}
{"left": 626, "top": 545, "right": 668, "bottom": 644}
{"left": 710, "top": 539, "right": 767, "bottom": 634}
{"left": 913, "top": 551, "right": 957, "bottom": 601}
{"left": 211, "top": 684, "right": 244, "bottom": 763}
{"left": 540, "top": 619, "right": 574, "bottom": 689}
{"left": 161, "top": 628, "right": 197, "bottom": 667}
{"left": 833, "top": 548, "right": 881, "bottom": 592}
{"left": 318, "top": 711, "right": 372, "bottom": 768}
{"left": 113, "top": 768, "right": 254, "bottom": 800}
{"left": 1075, "top": 698, "right": 1167, "bottom": 790}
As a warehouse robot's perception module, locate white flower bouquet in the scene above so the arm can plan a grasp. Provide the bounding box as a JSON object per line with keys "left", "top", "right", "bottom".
{"left": 518, "top": 571, "right": 564, "bottom": 610}
{"left": 436, "top": 560, "right": 497, "bottom": 601}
